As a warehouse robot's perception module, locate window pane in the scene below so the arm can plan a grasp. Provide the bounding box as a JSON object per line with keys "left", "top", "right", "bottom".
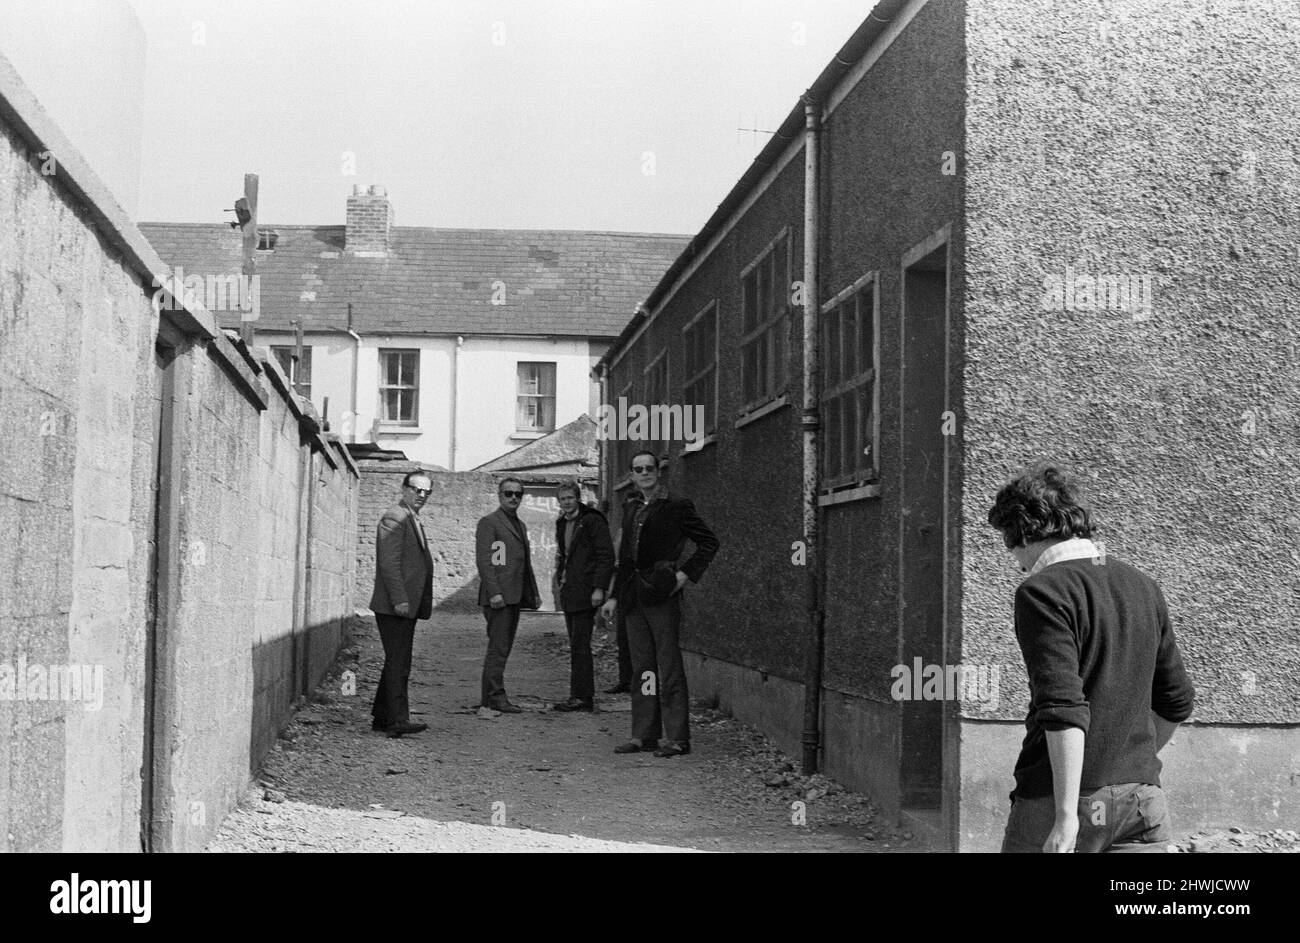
{"left": 860, "top": 392, "right": 874, "bottom": 475}
{"left": 775, "top": 240, "right": 788, "bottom": 317}
{"left": 756, "top": 260, "right": 769, "bottom": 330}
{"left": 743, "top": 274, "right": 756, "bottom": 333}
{"left": 842, "top": 393, "right": 858, "bottom": 479}
{"left": 743, "top": 341, "right": 757, "bottom": 403}
{"left": 539, "top": 363, "right": 556, "bottom": 396}
{"left": 859, "top": 290, "right": 874, "bottom": 376}
{"left": 825, "top": 309, "right": 840, "bottom": 387}
{"left": 842, "top": 304, "right": 856, "bottom": 379}
{"left": 825, "top": 396, "right": 841, "bottom": 479}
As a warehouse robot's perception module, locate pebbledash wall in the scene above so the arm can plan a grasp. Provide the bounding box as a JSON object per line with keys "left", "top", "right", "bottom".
{"left": 600, "top": 0, "right": 1300, "bottom": 850}
{"left": 958, "top": 0, "right": 1300, "bottom": 851}
{"left": 0, "top": 53, "right": 359, "bottom": 852}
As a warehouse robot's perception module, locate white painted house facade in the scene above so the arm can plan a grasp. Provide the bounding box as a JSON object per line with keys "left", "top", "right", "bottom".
{"left": 143, "top": 186, "right": 686, "bottom": 470}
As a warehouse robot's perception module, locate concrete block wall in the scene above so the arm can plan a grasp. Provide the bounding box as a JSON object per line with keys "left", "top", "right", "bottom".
{"left": 303, "top": 445, "right": 359, "bottom": 691}
{"left": 0, "top": 59, "right": 362, "bottom": 851}
{"left": 0, "top": 109, "right": 156, "bottom": 852}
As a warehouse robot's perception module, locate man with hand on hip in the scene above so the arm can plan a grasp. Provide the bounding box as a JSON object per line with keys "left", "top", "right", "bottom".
{"left": 476, "top": 477, "right": 541, "bottom": 713}
{"left": 601, "top": 450, "right": 718, "bottom": 758}
{"left": 368, "top": 470, "right": 435, "bottom": 738}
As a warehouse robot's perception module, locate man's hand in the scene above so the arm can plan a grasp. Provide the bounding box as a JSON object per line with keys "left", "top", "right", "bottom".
{"left": 1043, "top": 814, "right": 1079, "bottom": 853}
{"left": 394, "top": 602, "right": 411, "bottom": 617}
{"left": 601, "top": 598, "right": 617, "bottom": 621}
{"left": 672, "top": 570, "right": 689, "bottom": 595}
{"left": 590, "top": 588, "right": 605, "bottom": 610}
{"left": 489, "top": 594, "right": 505, "bottom": 610}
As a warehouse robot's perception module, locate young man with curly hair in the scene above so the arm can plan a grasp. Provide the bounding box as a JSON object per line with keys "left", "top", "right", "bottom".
{"left": 988, "top": 463, "right": 1195, "bottom": 853}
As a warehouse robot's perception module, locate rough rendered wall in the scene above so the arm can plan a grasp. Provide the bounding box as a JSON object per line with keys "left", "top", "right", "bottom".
{"left": 355, "top": 463, "right": 500, "bottom": 612}
{"left": 0, "top": 111, "right": 154, "bottom": 852}
{"left": 961, "top": 0, "right": 1300, "bottom": 841}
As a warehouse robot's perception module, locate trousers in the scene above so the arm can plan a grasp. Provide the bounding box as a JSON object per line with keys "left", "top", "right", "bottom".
{"left": 563, "top": 608, "right": 595, "bottom": 702}
{"left": 480, "top": 603, "right": 521, "bottom": 707}
{"left": 372, "top": 614, "right": 416, "bottom": 727}
{"left": 625, "top": 594, "right": 689, "bottom": 744}
{"left": 1001, "top": 782, "right": 1173, "bottom": 853}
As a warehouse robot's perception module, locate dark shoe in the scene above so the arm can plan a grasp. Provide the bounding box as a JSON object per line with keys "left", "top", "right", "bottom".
{"left": 386, "top": 722, "right": 428, "bottom": 738}
{"left": 552, "top": 698, "right": 594, "bottom": 712}
{"left": 492, "top": 701, "right": 523, "bottom": 714}
{"left": 604, "top": 683, "right": 630, "bottom": 694}
{"left": 613, "top": 740, "right": 658, "bottom": 754}
{"left": 653, "top": 742, "right": 690, "bottom": 758}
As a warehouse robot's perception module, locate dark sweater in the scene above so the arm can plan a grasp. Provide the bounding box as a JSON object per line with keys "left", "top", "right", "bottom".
{"left": 1010, "top": 557, "right": 1195, "bottom": 800}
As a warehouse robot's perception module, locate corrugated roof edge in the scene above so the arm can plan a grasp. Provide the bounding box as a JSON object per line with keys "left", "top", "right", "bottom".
{"left": 594, "top": 0, "right": 908, "bottom": 375}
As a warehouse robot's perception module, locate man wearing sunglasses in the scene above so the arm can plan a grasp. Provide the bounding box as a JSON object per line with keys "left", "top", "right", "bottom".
{"left": 367, "top": 470, "right": 435, "bottom": 737}
{"left": 601, "top": 450, "right": 718, "bottom": 757}
{"left": 475, "top": 477, "right": 542, "bottom": 713}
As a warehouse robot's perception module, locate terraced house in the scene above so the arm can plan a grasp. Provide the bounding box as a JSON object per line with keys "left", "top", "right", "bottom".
{"left": 597, "top": 0, "right": 1300, "bottom": 850}
{"left": 143, "top": 188, "right": 686, "bottom": 470}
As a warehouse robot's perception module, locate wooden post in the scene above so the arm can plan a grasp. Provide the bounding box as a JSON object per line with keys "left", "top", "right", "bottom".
{"left": 239, "top": 173, "right": 259, "bottom": 347}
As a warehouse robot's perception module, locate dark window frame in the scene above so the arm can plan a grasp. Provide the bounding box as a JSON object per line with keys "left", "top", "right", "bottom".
{"left": 681, "top": 299, "right": 718, "bottom": 445}
{"left": 739, "top": 227, "right": 793, "bottom": 414}
{"left": 819, "top": 272, "right": 880, "bottom": 490}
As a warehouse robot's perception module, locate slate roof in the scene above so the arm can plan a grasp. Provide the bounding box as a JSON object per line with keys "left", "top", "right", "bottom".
{"left": 474, "top": 414, "right": 598, "bottom": 473}
{"left": 138, "top": 222, "right": 688, "bottom": 338}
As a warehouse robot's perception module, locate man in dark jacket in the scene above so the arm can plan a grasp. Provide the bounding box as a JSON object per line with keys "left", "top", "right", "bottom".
{"left": 368, "top": 470, "right": 434, "bottom": 737}
{"left": 601, "top": 450, "right": 719, "bottom": 758}
{"left": 475, "top": 477, "right": 541, "bottom": 713}
{"left": 988, "top": 462, "right": 1196, "bottom": 852}
{"left": 551, "top": 481, "right": 615, "bottom": 711}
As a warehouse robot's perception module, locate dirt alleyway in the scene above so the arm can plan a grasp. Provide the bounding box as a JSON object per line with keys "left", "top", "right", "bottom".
{"left": 209, "top": 610, "right": 913, "bottom": 852}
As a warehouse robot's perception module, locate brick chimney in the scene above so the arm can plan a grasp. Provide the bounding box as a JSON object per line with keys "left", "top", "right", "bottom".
{"left": 345, "top": 184, "right": 394, "bottom": 256}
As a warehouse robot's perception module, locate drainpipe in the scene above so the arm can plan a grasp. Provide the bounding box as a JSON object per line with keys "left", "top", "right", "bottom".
{"left": 451, "top": 335, "right": 464, "bottom": 470}
{"left": 800, "top": 96, "right": 825, "bottom": 774}
{"left": 595, "top": 360, "right": 608, "bottom": 499}
{"left": 346, "top": 303, "right": 360, "bottom": 443}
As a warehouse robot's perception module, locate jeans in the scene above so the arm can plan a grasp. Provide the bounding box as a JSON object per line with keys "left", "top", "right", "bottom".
{"left": 1001, "top": 782, "right": 1174, "bottom": 853}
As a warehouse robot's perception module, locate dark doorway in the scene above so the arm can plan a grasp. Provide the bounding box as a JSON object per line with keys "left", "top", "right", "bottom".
{"left": 898, "top": 242, "right": 950, "bottom": 811}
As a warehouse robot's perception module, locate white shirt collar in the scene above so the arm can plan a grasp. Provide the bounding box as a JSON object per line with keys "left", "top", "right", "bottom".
{"left": 1028, "top": 537, "right": 1100, "bottom": 577}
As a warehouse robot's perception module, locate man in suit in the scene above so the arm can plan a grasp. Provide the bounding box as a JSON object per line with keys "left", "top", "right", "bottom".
{"left": 475, "top": 477, "right": 541, "bottom": 713}
{"left": 551, "top": 481, "right": 615, "bottom": 712}
{"left": 368, "top": 469, "right": 435, "bottom": 737}
{"left": 601, "top": 450, "right": 718, "bottom": 757}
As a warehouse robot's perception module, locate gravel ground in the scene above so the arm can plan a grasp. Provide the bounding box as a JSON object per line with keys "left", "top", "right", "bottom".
{"left": 207, "top": 610, "right": 1296, "bottom": 854}
{"left": 207, "top": 610, "right": 905, "bottom": 853}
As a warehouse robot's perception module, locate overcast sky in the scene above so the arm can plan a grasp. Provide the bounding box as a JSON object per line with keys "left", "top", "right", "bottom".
{"left": 126, "top": 0, "right": 872, "bottom": 234}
